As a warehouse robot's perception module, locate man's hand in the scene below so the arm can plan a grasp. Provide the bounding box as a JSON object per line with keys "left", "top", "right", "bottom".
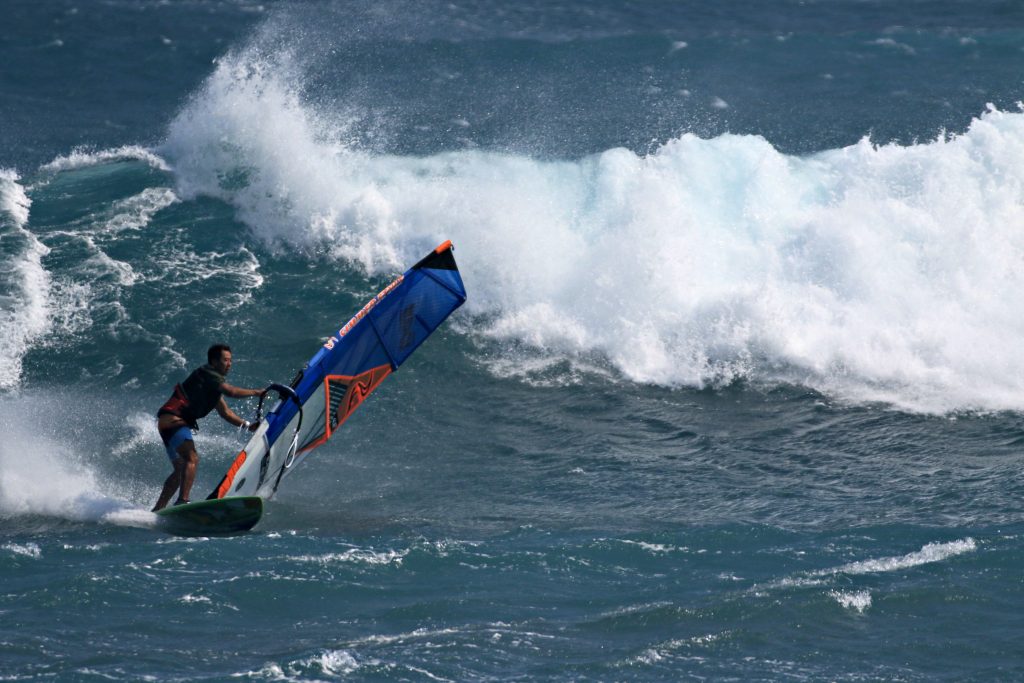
{"left": 248, "top": 419, "right": 261, "bottom": 432}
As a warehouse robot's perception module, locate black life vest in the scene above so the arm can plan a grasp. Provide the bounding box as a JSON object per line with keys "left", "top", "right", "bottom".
{"left": 157, "top": 365, "right": 225, "bottom": 428}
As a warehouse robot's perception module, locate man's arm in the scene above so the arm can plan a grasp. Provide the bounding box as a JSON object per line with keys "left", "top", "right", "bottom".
{"left": 215, "top": 397, "right": 259, "bottom": 431}
{"left": 221, "top": 383, "right": 265, "bottom": 399}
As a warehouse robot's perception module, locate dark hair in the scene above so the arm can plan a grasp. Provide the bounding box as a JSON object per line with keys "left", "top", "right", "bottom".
{"left": 207, "top": 343, "right": 231, "bottom": 364}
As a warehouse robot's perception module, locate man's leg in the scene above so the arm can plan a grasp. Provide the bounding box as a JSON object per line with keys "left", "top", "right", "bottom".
{"left": 153, "top": 460, "right": 184, "bottom": 511}
{"left": 175, "top": 441, "right": 200, "bottom": 504}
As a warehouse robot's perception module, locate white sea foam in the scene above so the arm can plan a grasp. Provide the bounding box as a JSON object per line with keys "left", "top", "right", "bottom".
{"left": 100, "top": 187, "right": 179, "bottom": 234}
{"left": 29, "top": 181, "right": 247, "bottom": 375}
{"left": 767, "top": 538, "right": 977, "bottom": 592}
{"left": 869, "top": 38, "right": 917, "bottom": 56}
{"left": 618, "top": 539, "right": 686, "bottom": 554}
{"left": 627, "top": 632, "right": 727, "bottom": 667}
{"left": 2, "top": 542, "right": 41, "bottom": 559}
{"left": 232, "top": 649, "right": 366, "bottom": 682}
{"left": 45, "top": 188, "right": 178, "bottom": 298}
{"left": 289, "top": 547, "right": 408, "bottom": 566}
{"left": 831, "top": 538, "right": 976, "bottom": 576}
{"left": 148, "top": 245, "right": 263, "bottom": 309}
{"left": 46, "top": 278, "right": 92, "bottom": 338}
{"left": 38, "top": 145, "right": 171, "bottom": 174}
{"left": 352, "top": 627, "right": 462, "bottom": 648}
{"left": 79, "top": 240, "right": 139, "bottom": 288}
{"left": 0, "top": 169, "right": 31, "bottom": 228}
{"left": 160, "top": 45, "right": 1024, "bottom": 412}
{"left": 306, "top": 650, "right": 361, "bottom": 677}
{"left": 230, "top": 663, "right": 287, "bottom": 680}
{"left": 830, "top": 589, "right": 871, "bottom": 613}
{"left": 0, "top": 170, "right": 51, "bottom": 390}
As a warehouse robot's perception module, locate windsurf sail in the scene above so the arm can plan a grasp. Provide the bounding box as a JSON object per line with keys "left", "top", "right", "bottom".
{"left": 208, "top": 240, "right": 467, "bottom": 501}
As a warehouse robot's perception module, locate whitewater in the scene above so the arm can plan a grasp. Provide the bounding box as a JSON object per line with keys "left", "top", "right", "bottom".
{"left": 153, "top": 47, "right": 1024, "bottom": 413}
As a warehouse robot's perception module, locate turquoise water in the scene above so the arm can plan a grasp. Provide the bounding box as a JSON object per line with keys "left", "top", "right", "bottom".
{"left": 3, "top": 1, "right": 1024, "bottom": 680}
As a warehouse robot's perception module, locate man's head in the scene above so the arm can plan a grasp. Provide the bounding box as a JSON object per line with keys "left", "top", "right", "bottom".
{"left": 208, "top": 343, "right": 232, "bottom": 375}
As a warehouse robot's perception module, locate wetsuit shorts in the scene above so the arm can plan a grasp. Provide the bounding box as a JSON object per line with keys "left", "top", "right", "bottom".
{"left": 160, "top": 425, "right": 195, "bottom": 462}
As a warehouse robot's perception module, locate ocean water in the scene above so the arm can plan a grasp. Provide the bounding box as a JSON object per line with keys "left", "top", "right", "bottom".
{"left": 3, "top": 0, "right": 1024, "bottom": 679}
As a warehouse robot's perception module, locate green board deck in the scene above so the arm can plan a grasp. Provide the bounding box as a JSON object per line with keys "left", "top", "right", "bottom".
{"left": 155, "top": 496, "right": 263, "bottom": 536}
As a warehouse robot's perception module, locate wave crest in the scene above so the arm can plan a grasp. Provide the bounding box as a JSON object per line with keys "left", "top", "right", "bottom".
{"left": 0, "top": 170, "right": 51, "bottom": 390}
{"left": 160, "top": 44, "right": 1024, "bottom": 412}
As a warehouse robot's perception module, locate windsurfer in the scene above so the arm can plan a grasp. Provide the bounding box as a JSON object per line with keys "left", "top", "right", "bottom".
{"left": 152, "top": 344, "right": 265, "bottom": 511}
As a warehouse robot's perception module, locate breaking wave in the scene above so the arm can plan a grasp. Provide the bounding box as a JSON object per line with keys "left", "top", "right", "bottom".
{"left": 0, "top": 170, "right": 50, "bottom": 390}
{"left": 151, "top": 45, "right": 1024, "bottom": 413}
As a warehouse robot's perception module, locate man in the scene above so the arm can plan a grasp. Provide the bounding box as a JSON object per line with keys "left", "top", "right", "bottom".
{"left": 153, "top": 344, "right": 265, "bottom": 511}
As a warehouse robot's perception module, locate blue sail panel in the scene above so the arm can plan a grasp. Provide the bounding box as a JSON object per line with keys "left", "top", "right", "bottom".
{"left": 370, "top": 270, "right": 466, "bottom": 368}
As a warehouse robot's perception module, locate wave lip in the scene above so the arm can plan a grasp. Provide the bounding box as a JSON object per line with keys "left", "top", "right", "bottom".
{"left": 0, "top": 169, "right": 51, "bottom": 390}
{"left": 38, "top": 145, "right": 171, "bottom": 175}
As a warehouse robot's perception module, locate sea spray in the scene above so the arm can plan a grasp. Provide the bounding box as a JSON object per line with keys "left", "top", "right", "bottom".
{"left": 160, "top": 46, "right": 1024, "bottom": 413}
{"left": 0, "top": 394, "right": 156, "bottom": 528}
{"left": 0, "top": 170, "right": 51, "bottom": 390}
{"left": 0, "top": 417, "right": 106, "bottom": 521}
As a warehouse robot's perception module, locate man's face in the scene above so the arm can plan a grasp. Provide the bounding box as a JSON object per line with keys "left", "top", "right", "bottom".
{"left": 213, "top": 350, "right": 232, "bottom": 375}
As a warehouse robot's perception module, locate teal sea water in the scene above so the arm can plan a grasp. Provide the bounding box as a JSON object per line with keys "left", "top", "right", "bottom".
{"left": 3, "top": 1, "right": 1024, "bottom": 679}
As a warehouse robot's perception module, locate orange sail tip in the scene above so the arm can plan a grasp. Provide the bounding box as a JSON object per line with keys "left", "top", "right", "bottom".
{"left": 435, "top": 239, "right": 453, "bottom": 253}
